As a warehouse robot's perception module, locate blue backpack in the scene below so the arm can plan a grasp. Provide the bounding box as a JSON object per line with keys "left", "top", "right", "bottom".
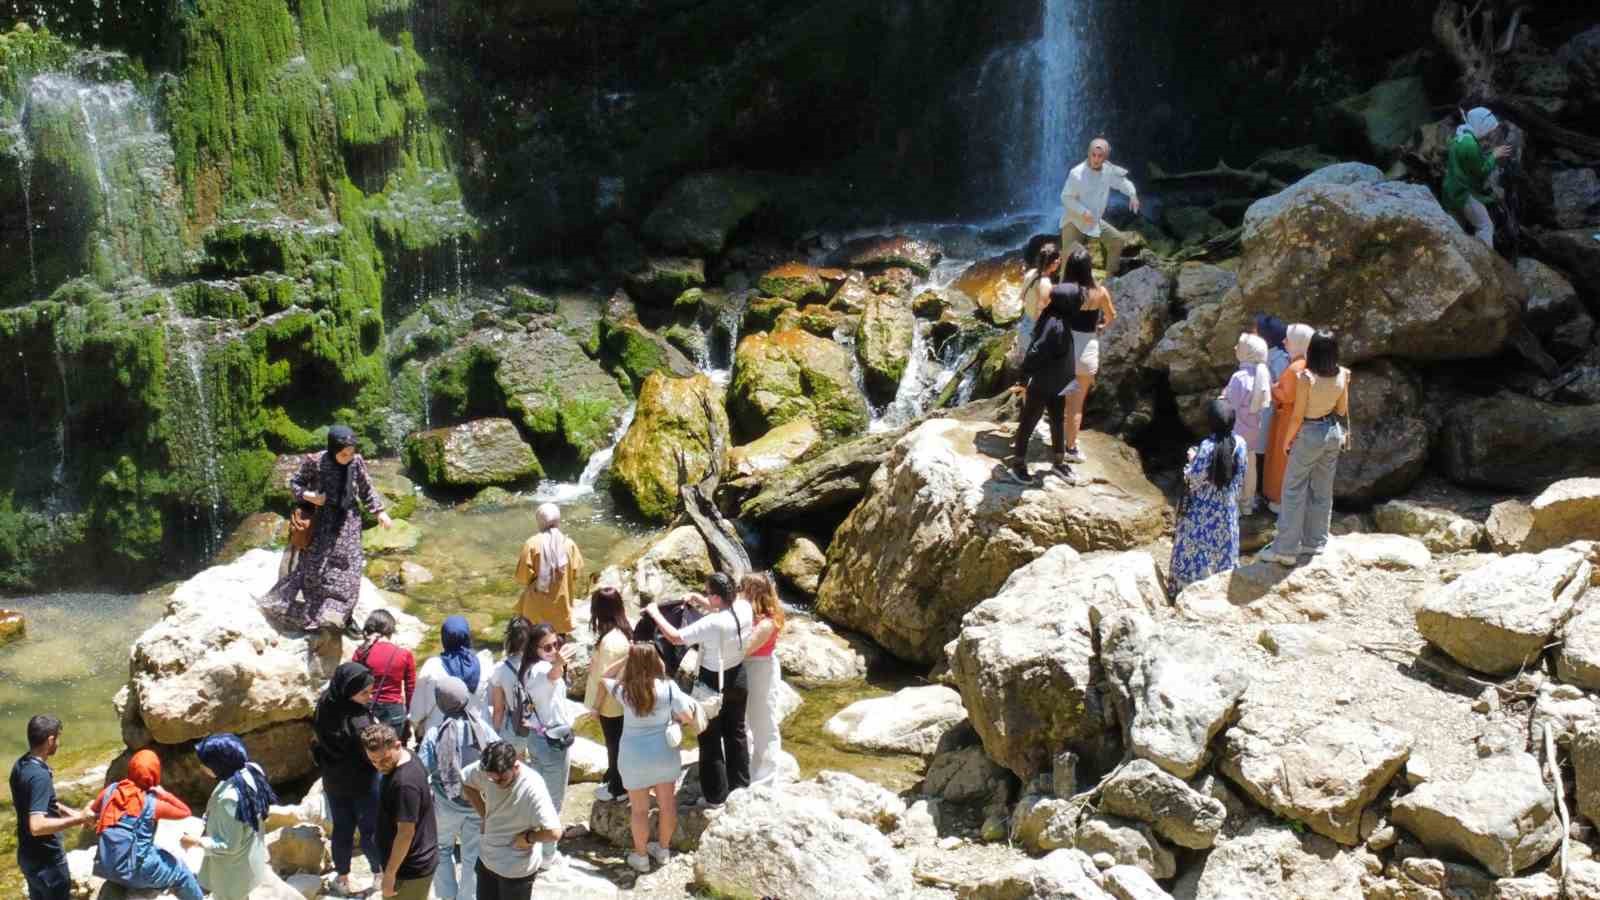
{"left": 93, "top": 791, "right": 156, "bottom": 883}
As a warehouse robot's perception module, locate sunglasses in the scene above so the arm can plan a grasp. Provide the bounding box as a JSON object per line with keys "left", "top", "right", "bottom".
{"left": 538, "top": 639, "right": 562, "bottom": 652}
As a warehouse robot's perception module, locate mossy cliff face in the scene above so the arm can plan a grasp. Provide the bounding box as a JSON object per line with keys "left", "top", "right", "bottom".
{"left": 0, "top": 0, "right": 472, "bottom": 589}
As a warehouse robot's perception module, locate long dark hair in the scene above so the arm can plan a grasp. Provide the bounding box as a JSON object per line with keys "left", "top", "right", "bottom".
{"left": 1205, "top": 399, "right": 1239, "bottom": 491}
{"left": 589, "top": 586, "right": 631, "bottom": 644}
{"left": 1063, "top": 246, "right": 1096, "bottom": 290}
{"left": 1023, "top": 242, "right": 1061, "bottom": 301}
{"left": 503, "top": 616, "right": 533, "bottom": 661}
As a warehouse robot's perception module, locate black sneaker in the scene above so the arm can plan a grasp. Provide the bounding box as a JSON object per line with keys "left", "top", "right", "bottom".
{"left": 1002, "top": 463, "right": 1035, "bottom": 486}
{"left": 1050, "top": 462, "right": 1083, "bottom": 485}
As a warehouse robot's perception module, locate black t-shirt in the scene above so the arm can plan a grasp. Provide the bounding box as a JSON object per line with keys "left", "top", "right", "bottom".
{"left": 378, "top": 754, "right": 438, "bottom": 880}
{"left": 10, "top": 754, "right": 66, "bottom": 866}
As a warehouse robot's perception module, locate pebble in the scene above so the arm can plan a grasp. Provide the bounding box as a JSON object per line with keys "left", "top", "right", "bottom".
{"left": 938, "top": 836, "right": 963, "bottom": 850}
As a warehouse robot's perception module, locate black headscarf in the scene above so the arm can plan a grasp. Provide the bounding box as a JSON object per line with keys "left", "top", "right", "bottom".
{"left": 313, "top": 661, "right": 373, "bottom": 760}
{"left": 324, "top": 425, "right": 359, "bottom": 512}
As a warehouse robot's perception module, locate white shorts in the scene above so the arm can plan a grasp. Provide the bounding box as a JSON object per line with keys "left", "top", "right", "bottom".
{"left": 1072, "top": 331, "right": 1100, "bottom": 377}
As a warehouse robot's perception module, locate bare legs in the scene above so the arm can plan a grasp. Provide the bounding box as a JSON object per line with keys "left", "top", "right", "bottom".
{"left": 1064, "top": 374, "right": 1095, "bottom": 452}
{"left": 627, "top": 783, "right": 678, "bottom": 855}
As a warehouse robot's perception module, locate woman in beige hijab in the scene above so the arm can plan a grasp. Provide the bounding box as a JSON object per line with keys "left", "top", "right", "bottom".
{"left": 515, "top": 503, "right": 584, "bottom": 634}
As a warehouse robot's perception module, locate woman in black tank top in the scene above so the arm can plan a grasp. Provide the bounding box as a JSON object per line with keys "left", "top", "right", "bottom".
{"left": 1060, "top": 251, "right": 1117, "bottom": 463}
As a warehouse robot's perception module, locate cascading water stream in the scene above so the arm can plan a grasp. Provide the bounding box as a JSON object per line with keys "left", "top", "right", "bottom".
{"left": 47, "top": 331, "right": 72, "bottom": 514}
{"left": 531, "top": 403, "right": 638, "bottom": 503}
{"left": 163, "top": 298, "right": 225, "bottom": 558}
{"left": 10, "top": 123, "right": 39, "bottom": 300}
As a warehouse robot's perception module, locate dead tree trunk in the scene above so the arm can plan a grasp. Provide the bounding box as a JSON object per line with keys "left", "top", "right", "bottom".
{"left": 674, "top": 394, "right": 750, "bottom": 579}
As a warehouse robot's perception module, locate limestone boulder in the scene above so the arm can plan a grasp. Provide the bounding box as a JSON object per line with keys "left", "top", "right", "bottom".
{"left": 1390, "top": 751, "right": 1563, "bottom": 876}
{"left": 405, "top": 418, "right": 542, "bottom": 488}
{"left": 589, "top": 794, "right": 713, "bottom": 853}
{"left": 693, "top": 782, "right": 913, "bottom": 900}
{"left": 1487, "top": 499, "right": 1536, "bottom": 553}
{"left": 1104, "top": 865, "right": 1175, "bottom": 900}
{"left": 1438, "top": 393, "right": 1600, "bottom": 491}
{"left": 640, "top": 171, "right": 767, "bottom": 256}
{"left": 128, "top": 549, "right": 421, "bottom": 746}
{"left": 778, "top": 617, "right": 874, "bottom": 685}
{"left": 924, "top": 742, "right": 1012, "bottom": 807}
{"left": 816, "top": 419, "right": 1170, "bottom": 664}
{"left": 485, "top": 327, "right": 629, "bottom": 463}
{"left": 959, "top": 849, "right": 1113, "bottom": 900}
{"left": 1519, "top": 478, "right": 1600, "bottom": 553}
{"left": 1237, "top": 171, "right": 1522, "bottom": 365}
{"left": 736, "top": 426, "right": 905, "bottom": 525}
{"left": 728, "top": 328, "right": 869, "bottom": 440}
{"left": 597, "top": 306, "right": 697, "bottom": 390}
{"left": 1090, "top": 266, "right": 1173, "bottom": 434}
{"left": 610, "top": 372, "right": 730, "bottom": 522}
{"left": 1559, "top": 600, "right": 1600, "bottom": 693}
{"left": 266, "top": 823, "right": 329, "bottom": 874}
{"left": 828, "top": 233, "right": 941, "bottom": 277}
{"left": 773, "top": 534, "right": 826, "bottom": 597}
{"left": 823, "top": 685, "right": 966, "bottom": 755}
{"left": 857, "top": 290, "right": 916, "bottom": 405}
{"left": 1010, "top": 792, "right": 1082, "bottom": 853}
{"left": 1518, "top": 257, "right": 1594, "bottom": 360}
{"left": 621, "top": 525, "right": 715, "bottom": 605}
{"left": 1076, "top": 813, "right": 1177, "bottom": 880}
{"left": 757, "top": 263, "right": 847, "bottom": 304}
{"left": 624, "top": 256, "right": 706, "bottom": 306}
{"left": 784, "top": 770, "right": 911, "bottom": 836}
{"left": 1098, "top": 759, "right": 1227, "bottom": 849}
{"left": 948, "top": 549, "right": 1168, "bottom": 779}
{"left": 1172, "top": 817, "right": 1369, "bottom": 900}
{"left": 1573, "top": 727, "right": 1600, "bottom": 830}
{"left": 1373, "top": 499, "right": 1485, "bottom": 553}
{"left": 727, "top": 417, "right": 821, "bottom": 480}
{"left": 1415, "top": 547, "right": 1592, "bottom": 675}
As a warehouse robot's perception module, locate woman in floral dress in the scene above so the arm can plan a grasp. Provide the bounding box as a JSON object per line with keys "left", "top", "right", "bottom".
{"left": 1168, "top": 399, "right": 1248, "bottom": 595}
{"left": 260, "top": 425, "right": 391, "bottom": 635}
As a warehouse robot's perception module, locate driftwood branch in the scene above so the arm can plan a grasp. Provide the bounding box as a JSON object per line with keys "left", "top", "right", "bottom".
{"left": 673, "top": 393, "right": 750, "bottom": 579}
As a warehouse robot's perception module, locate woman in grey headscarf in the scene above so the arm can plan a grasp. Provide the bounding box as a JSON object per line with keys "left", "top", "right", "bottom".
{"left": 418, "top": 676, "right": 496, "bottom": 899}
{"left": 514, "top": 502, "right": 584, "bottom": 634}
{"left": 260, "top": 425, "right": 392, "bottom": 636}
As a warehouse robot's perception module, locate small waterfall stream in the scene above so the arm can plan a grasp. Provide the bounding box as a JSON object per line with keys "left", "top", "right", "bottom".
{"left": 163, "top": 298, "right": 225, "bottom": 558}
{"left": 8, "top": 123, "right": 39, "bottom": 300}
{"left": 532, "top": 403, "right": 638, "bottom": 503}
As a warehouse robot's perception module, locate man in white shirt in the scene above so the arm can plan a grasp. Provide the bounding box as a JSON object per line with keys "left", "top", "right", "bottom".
{"left": 1060, "top": 137, "right": 1141, "bottom": 276}
{"left": 460, "top": 741, "right": 562, "bottom": 900}
{"left": 642, "top": 573, "right": 753, "bottom": 806}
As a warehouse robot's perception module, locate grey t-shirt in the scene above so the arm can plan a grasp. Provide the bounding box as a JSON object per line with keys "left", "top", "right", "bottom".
{"left": 462, "top": 761, "right": 560, "bottom": 879}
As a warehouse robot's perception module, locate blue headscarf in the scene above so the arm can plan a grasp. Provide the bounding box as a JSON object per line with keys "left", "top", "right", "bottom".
{"left": 1255, "top": 314, "right": 1287, "bottom": 352}
{"left": 196, "top": 734, "right": 277, "bottom": 833}
{"left": 440, "top": 616, "right": 480, "bottom": 694}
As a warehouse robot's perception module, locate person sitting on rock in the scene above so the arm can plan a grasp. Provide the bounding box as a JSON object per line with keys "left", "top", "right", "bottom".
{"left": 1442, "top": 106, "right": 1511, "bottom": 248}
{"left": 89, "top": 749, "right": 203, "bottom": 900}
{"left": 1004, "top": 256, "right": 1087, "bottom": 487}
{"left": 1169, "top": 400, "right": 1249, "bottom": 594}
{"left": 178, "top": 734, "right": 277, "bottom": 900}
{"left": 1059, "top": 137, "right": 1141, "bottom": 276}
{"left": 514, "top": 503, "right": 585, "bottom": 637}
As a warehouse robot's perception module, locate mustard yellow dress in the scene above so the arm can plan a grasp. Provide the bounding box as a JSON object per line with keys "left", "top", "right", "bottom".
{"left": 514, "top": 535, "right": 584, "bottom": 633}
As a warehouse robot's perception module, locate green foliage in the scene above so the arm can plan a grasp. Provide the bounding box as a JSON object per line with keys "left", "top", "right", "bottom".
{"left": 0, "top": 24, "right": 70, "bottom": 117}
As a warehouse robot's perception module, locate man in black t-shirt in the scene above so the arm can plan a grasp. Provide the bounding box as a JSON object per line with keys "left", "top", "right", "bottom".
{"left": 363, "top": 722, "right": 438, "bottom": 899}
{"left": 9, "top": 715, "right": 92, "bottom": 900}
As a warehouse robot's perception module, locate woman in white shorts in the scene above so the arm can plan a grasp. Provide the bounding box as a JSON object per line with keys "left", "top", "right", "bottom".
{"left": 1059, "top": 250, "right": 1116, "bottom": 462}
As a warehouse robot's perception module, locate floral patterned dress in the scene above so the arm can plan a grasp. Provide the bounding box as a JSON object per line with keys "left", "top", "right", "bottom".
{"left": 259, "top": 451, "right": 385, "bottom": 631}
{"left": 1168, "top": 437, "right": 1248, "bottom": 595}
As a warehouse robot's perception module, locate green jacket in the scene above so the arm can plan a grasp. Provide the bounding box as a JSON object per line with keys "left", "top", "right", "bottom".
{"left": 1442, "top": 132, "right": 1495, "bottom": 212}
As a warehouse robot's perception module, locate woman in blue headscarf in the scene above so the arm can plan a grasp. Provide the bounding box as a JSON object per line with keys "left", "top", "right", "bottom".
{"left": 409, "top": 615, "right": 495, "bottom": 738}
{"left": 178, "top": 734, "right": 276, "bottom": 900}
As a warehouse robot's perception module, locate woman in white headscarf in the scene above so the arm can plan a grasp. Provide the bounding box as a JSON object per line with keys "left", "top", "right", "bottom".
{"left": 514, "top": 503, "right": 585, "bottom": 635}
{"left": 1442, "top": 106, "right": 1509, "bottom": 247}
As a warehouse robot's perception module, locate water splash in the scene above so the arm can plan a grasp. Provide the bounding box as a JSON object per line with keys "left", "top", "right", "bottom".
{"left": 163, "top": 297, "right": 225, "bottom": 559}
{"left": 531, "top": 403, "right": 638, "bottom": 503}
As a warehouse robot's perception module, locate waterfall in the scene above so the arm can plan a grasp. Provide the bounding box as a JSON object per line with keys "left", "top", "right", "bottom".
{"left": 46, "top": 332, "right": 72, "bottom": 515}
{"left": 532, "top": 403, "right": 638, "bottom": 503}
{"left": 163, "top": 298, "right": 225, "bottom": 558}
{"left": 9, "top": 124, "right": 39, "bottom": 300}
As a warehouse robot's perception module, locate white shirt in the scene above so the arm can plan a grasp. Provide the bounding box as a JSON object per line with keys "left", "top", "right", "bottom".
{"left": 408, "top": 651, "right": 494, "bottom": 736}
{"left": 525, "top": 659, "right": 574, "bottom": 729}
{"left": 677, "top": 598, "right": 754, "bottom": 672}
{"left": 463, "top": 761, "right": 560, "bottom": 879}
{"left": 1059, "top": 160, "right": 1138, "bottom": 236}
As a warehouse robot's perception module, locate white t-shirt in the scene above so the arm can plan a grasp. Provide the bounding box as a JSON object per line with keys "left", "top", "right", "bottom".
{"left": 525, "top": 659, "right": 574, "bottom": 729}
{"left": 678, "top": 598, "right": 754, "bottom": 672}
{"left": 408, "top": 651, "right": 494, "bottom": 737}
{"left": 462, "top": 761, "right": 560, "bottom": 879}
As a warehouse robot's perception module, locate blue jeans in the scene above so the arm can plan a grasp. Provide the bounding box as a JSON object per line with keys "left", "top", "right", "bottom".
{"left": 20, "top": 856, "right": 70, "bottom": 900}
{"left": 527, "top": 737, "right": 570, "bottom": 863}
{"left": 327, "top": 779, "right": 382, "bottom": 876}
{"left": 159, "top": 868, "right": 204, "bottom": 900}
{"left": 430, "top": 792, "right": 482, "bottom": 899}
{"left": 1266, "top": 418, "right": 1344, "bottom": 557}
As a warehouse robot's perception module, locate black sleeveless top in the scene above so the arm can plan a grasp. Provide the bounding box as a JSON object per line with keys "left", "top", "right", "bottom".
{"left": 1070, "top": 295, "right": 1101, "bottom": 333}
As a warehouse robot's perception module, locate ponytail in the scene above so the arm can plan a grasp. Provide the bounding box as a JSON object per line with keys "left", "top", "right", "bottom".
{"left": 1204, "top": 399, "right": 1238, "bottom": 491}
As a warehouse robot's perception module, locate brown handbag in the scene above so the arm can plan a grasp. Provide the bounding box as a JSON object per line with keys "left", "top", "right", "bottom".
{"left": 288, "top": 504, "right": 317, "bottom": 550}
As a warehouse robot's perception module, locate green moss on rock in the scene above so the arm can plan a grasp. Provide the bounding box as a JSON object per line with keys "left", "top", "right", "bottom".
{"left": 728, "top": 329, "right": 869, "bottom": 441}
{"left": 610, "top": 372, "right": 729, "bottom": 522}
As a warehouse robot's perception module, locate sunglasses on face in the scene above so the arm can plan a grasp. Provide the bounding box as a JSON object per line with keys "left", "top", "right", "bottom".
{"left": 538, "top": 639, "right": 561, "bottom": 652}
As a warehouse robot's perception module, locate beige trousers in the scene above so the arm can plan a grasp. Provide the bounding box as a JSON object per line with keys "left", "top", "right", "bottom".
{"left": 1061, "top": 220, "right": 1129, "bottom": 276}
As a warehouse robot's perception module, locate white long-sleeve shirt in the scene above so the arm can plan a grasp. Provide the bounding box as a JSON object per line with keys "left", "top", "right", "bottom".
{"left": 1059, "top": 161, "right": 1138, "bottom": 237}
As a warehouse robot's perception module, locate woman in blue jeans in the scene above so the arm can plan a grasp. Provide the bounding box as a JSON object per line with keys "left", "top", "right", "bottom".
{"left": 1259, "top": 331, "right": 1352, "bottom": 566}
{"left": 520, "top": 622, "right": 581, "bottom": 868}
{"left": 312, "top": 661, "right": 383, "bottom": 895}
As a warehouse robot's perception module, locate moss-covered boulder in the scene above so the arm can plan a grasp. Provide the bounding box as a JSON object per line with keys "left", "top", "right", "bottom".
{"left": 828, "top": 234, "right": 942, "bottom": 277}
{"left": 729, "top": 329, "right": 870, "bottom": 441}
{"left": 625, "top": 257, "right": 707, "bottom": 306}
{"left": 598, "top": 312, "right": 697, "bottom": 392}
{"left": 405, "top": 418, "right": 542, "bottom": 489}
{"left": 856, "top": 292, "right": 915, "bottom": 405}
{"left": 1327, "top": 76, "right": 1432, "bottom": 164}
{"left": 641, "top": 171, "right": 769, "bottom": 256}
{"left": 774, "top": 304, "right": 846, "bottom": 338}
{"left": 610, "top": 372, "right": 730, "bottom": 521}
{"left": 742, "top": 296, "right": 797, "bottom": 334}
{"left": 491, "top": 328, "right": 628, "bottom": 463}
{"left": 757, "top": 264, "right": 846, "bottom": 304}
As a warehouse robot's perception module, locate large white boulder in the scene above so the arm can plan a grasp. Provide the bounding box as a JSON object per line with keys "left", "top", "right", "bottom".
{"left": 823, "top": 685, "right": 966, "bottom": 756}
{"left": 1390, "top": 751, "right": 1562, "bottom": 877}
{"left": 1415, "top": 548, "right": 1592, "bottom": 675}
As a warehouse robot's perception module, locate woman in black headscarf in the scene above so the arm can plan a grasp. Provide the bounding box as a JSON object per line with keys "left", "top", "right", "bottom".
{"left": 311, "top": 661, "right": 383, "bottom": 896}
{"left": 260, "top": 425, "right": 392, "bottom": 636}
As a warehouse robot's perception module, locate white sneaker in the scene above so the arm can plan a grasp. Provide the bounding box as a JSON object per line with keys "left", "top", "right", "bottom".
{"left": 1258, "top": 550, "right": 1298, "bottom": 566}
{"left": 594, "top": 785, "right": 617, "bottom": 802}
{"left": 627, "top": 851, "right": 652, "bottom": 873}
{"left": 1062, "top": 447, "right": 1086, "bottom": 463}
{"left": 647, "top": 841, "right": 671, "bottom": 865}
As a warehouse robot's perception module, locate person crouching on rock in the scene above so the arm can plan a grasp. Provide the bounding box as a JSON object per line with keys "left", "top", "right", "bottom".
{"left": 1004, "top": 251, "right": 1088, "bottom": 487}
{"left": 515, "top": 503, "right": 585, "bottom": 638}
{"left": 87, "top": 749, "right": 202, "bottom": 900}
{"left": 259, "top": 425, "right": 392, "bottom": 639}
{"left": 1442, "top": 106, "right": 1511, "bottom": 248}
{"left": 1169, "top": 400, "right": 1249, "bottom": 595}
{"left": 178, "top": 735, "right": 277, "bottom": 900}
{"left": 312, "top": 661, "right": 383, "bottom": 895}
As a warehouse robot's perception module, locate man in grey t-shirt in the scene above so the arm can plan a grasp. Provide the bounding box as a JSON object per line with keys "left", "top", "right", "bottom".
{"left": 461, "top": 742, "right": 561, "bottom": 900}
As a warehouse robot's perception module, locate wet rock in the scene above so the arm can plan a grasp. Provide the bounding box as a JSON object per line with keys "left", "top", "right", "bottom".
{"left": 694, "top": 781, "right": 912, "bottom": 899}
{"left": 912, "top": 288, "right": 947, "bottom": 319}
{"left": 1098, "top": 759, "right": 1227, "bottom": 849}
{"left": 828, "top": 234, "right": 942, "bottom": 277}
{"left": 727, "top": 417, "right": 821, "bottom": 480}
{"left": 1100, "top": 614, "right": 1248, "bottom": 780}
{"left": 729, "top": 328, "right": 869, "bottom": 440}
{"left": 610, "top": 372, "right": 730, "bottom": 522}
{"left": 405, "top": 418, "right": 542, "bottom": 488}
{"left": 489, "top": 327, "right": 629, "bottom": 462}
{"left": 1328, "top": 76, "right": 1432, "bottom": 163}
{"left": 952, "top": 253, "right": 1027, "bottom": 326}
{"left": 741, "top": 295, "right": 797, "bottom": 334}
{"left": 1373, "top": 499, "right": 1485, "bottom": 553}
{"left": 640, "top": 171, "right": 767, "bottom": 256}
{"left": 1074, "top": 812, "right": 1177, "bottom": 880}
{"left": 756, "top": 262, "right": 845, "bottom": 304}
{"left": 0, "top": 607, "right": 24, "bottom": 647}
{"left": 857, "top": 290, "right": 916, "bottom": 405}
{"left": 361, "top": 518, "right": 421, "bottom": 555}
{"left": 948, "top": 549, "right": 1168, "bottom": 779}
{"left": 1415, "top": 547, "right": 1592, "bottom": 675}
{"left": 823, "top": 685, "right": 966, "bottom": 755}
{"left": 1171, "top": 817, "right": 1369, "bottom": 900}
{"left": 817, "top": 419, "right": 1170, "bottom": 664}
{"left": 597, "top": 306, "right": 698, "bottom": 390}
{"left": 773, "top": 303, "right": 847, "bottom": 338}
{"left": 1390, "top": 751, "right": 1562, "bottom": 876}
{"left": 624, "top": 256, "right": 706, "bottom": 306}
{"left": 735, "top": 426, "right": 906, "bottom": 525}
{"left": 773, "top": 534, "right": 827, "bottom": 597}
{"left": 777, "top": 616, "right": 873, "bottom": 684}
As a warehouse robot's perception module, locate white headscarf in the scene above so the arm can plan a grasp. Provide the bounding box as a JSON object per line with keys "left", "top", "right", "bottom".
{"left": 534, "top": 503, "right": 569, "bottom": 592}
{"left": 1236, "top": 333, "right": 1271, "bottom": 413}
{"left": 1456, "top": 107, "right": 1499, "bottom": 140}
{"left": 1285, "top": 323, "right": 1315, "bottom": 360}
